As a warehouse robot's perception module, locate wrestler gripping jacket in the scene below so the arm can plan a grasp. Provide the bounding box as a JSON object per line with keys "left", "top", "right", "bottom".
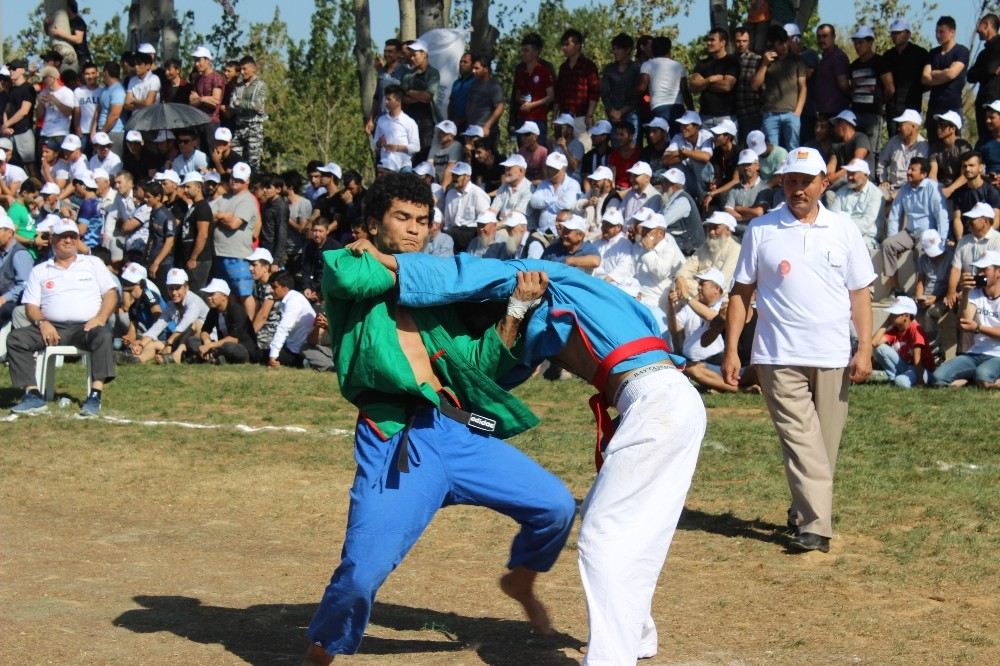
{"left": 322, "top": 249, "right": 539, "bottom": 439}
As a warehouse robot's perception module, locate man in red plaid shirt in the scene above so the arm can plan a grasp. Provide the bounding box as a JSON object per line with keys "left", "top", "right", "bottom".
{"left": 554, "top": 28, "right": 600, "bottom": 153}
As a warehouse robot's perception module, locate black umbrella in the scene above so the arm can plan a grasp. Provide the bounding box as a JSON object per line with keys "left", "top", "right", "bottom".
{"left": 126, "top": 103, "right": 212, "bottom": 131}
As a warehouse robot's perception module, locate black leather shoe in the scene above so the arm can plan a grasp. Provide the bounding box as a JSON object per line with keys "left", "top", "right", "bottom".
{"left": 786, "top": 506, "right": 798, "bottom": 534}
{"left": 789, "top": 532, "right": 830, "bottom": 553}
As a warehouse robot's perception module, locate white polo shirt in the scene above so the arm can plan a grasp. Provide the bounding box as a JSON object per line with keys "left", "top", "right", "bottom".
{"left": 734, "top": 203, "right": 877, "bottom": 367}
{"left": 676, "top": 299, "right": 724, "bottom": 361}
{"left": 968, "top": 288, "right": 1000, "bottom": 357}
{"left": 444, "top": 183, "right": 490, "bottom": 230}
{"left": 21, "top": 254, "right": 118, "bottom": 323}
{"left": 127, "top": 71, "right": 162, "bottom": 106}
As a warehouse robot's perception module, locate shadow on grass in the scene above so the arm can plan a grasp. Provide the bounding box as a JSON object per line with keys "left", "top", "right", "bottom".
{"left": 113, "top": 595, "right": 582, "bottom": 665}
{"left": 678, "top": 508, "right": 790, "bottom": 546}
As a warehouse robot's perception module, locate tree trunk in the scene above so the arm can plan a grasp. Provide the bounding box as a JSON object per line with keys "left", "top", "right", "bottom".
{"left": 399, "top": 0, "right": 417, "bottom": 41}
{"left": 355, "top": 0, "right": 377, "bottom": 122}
{"left": 128, "top": 0, "right": 161, "bottom": 52}
{"left": 470, "top": 0, "right": 497, "bottom": 61}
{"left": 416, "top": 0, "right": 446, "bottom": 36}
{"left": 159, "top": 0, "right": 180, "bottom": 62}
{"left": 44, "top": 0, "right": 78, "bottom": 72}
{"left": 709, "top": 0, "right": 727, "bottom": 33}
{"left": 794, "top": 0, "right": 818, "bottom": 32}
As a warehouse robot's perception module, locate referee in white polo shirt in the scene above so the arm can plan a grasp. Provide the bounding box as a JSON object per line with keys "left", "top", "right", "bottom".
{"left": 722, "top": 147, "right": 876, "bottom": 554}
{"left": 8, "top": 218, "right": 118, "bottom": 418}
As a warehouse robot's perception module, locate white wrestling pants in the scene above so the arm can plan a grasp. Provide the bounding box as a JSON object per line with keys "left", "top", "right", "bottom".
{"left": 578, "top": 368, "right": 706, "bottom": 665}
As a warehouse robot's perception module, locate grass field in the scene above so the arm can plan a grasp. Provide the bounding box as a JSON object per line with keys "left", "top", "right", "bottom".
{"left": 2, "top": 363, "right": 999, "bottom": 665}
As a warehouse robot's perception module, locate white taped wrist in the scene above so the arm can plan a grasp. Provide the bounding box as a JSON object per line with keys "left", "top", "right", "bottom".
{"left": 507, "top": 296, "right": 541, "bottom": 320}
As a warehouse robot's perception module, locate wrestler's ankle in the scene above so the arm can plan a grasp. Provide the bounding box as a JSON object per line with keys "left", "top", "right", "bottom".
{"left": 301, "top": 641, "right": 333, "bottom": 665}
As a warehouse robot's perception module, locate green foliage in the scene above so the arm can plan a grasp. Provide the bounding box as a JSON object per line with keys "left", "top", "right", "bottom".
{"left": 851, "top": 0, "right": 940, "bottom": 52}
{"left": 89, "top": 14, "right": 127, "bottom": 67}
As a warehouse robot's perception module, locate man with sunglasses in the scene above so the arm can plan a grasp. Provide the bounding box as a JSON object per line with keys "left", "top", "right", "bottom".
{"left": 171, "top": 128, "right": 209, "bottom": 176}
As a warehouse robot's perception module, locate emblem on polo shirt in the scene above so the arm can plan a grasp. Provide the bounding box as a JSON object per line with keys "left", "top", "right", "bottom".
{"left": 533, "top": 75, "right": 539, "bottom": 83}
{"left": 44, "top": 280, "right": 56, "bottom": 290}
{"left": 779, "top": 260, "right": 791, "bottom": 276}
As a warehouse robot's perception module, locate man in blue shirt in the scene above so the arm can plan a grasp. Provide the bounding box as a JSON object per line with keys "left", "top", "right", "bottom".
{"left": 0, "top": 215, "right": 33, "bottom": 328}
{"left": 540, "top": 211, "right": 599, "bottom": 272}
{"left": 882, "top": 156, "right": 949, "bottom": 290}
{"left": 97, "top": 62, "right": 127, "bottom": 155}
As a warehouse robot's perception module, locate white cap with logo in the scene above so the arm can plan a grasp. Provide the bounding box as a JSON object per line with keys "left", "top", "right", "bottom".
{"left": 232, "top": 162, "right": 252, "bottom": 182}
{"left": 246, "top": 247, "right": 274, "bottom": 264}
{"left": 886, "top": 295, "right": 918, "bottom": 316}
{"left": 695, "top": 266, "right": 727, "bottom": 289}
{"left": 962, "top": 202, "right": 995, "bottom": 219}
{"left": 588, "top": 165, "right": 614, "bottom": 182}
{"left": 500, "top": 154, "right": 528, "bottom": 169}
{"left": 165, "top": 268, "right": 189, "bottom": 285}
{"left": 920, "top": 229, "right": 946, "bottom": 258}
{"left": 201, "top": 278, "right": 232, "bottom": 295}
{"left": 781, "top": 147, "right": 827, "bottom": 176}
{"left": 703, "top": 211, "right": 737, "bottom": 231}
{"left": 559, "top": 215, "right": 588, "bottom": 232}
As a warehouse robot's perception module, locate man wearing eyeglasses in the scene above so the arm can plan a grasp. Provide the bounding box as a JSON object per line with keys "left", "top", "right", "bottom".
{"left": 171, "top": 128, "right": 209, "bottom": 176}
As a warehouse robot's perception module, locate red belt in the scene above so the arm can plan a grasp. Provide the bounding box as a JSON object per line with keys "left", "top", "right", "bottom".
{"left": 588, "top": 337, "right": 671, "bottom": 471}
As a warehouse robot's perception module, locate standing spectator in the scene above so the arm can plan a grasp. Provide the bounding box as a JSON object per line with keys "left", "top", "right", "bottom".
{"left": 491, "top": 154, "right": 532, "bottom": 217}
{"left": 374, "top": 85, "right": 420, "bottom": 170}
{"left": 848, "top": 26, "right": 894, "bottom": 151}
{"left": 258, "top": 173, "right": 289, "bottom": 268}
{"left": 951, "top": 151, "right": 1000, "bottom": 241}
{"left": 177, "top": 172, "right": 214, "bottom": 290}
{"left": 72, "top": 62, "right": 100, "bottom": 153}
{"left": 689, "top": 29, "right": 739, "bottom": 132}
{"left": 171, "top": 128, "right": 209, "bottom": 176}
{"left": 933, "top": 250, "right": 1000, "bottom": 387}
{"left": 7, "top": 217, "right": 117, "bottom": 417}
{"left": 510, "top": 33, "right": 555, "bottom": 147}
{"left": 813, "top": 25, "right": 851, "bottom": 127}
{"left": 188, "top": 278, "right": 259, "bottom": 364}
{"left": 2, "top": 60, "right": 38, "bottom": 177}
{"left": 219, "top": 60, "right": 240, "bottom": 129}
{"left": 514, "top": 121, "right": 548, "bottom": 182}
{"left": 283, "top": 170, "right": 313, "bottom": 278}
{"left": 553, "top": 28, "right": 600, "bottom": 152}
{"left": 43, "top": 1, "right": 90, "bottom": 66}
{"left": 871, "top": 295, "right": 935, "bottom": 388}
{"left": 367, "top": 39, "right": 409, "bottom": 136}
{"left": 977, "top": 101, "right": 1000, "bottom": 179}
{"left": 528, "top": 152, "right": 582, "bottom": 234}
{"left": 211, "top": 162, "right": 258, "bottom": 313}
{"left": 723, "top": 147, "right": 876, "bottom": 554}
{"left": 600, "top": 33, "right": 640, "bottom": 140}
{"left": 443, "top": 162, "right": 490, "bottom": 250}
{"left": 752, "top": 26, "right": 807, "bottom": 151}
{"left": 143, "top": 180, "right": 177, "bottom": 284}
{"left": 161, "top": 58, "right": 193, "bottom": 105}
{"left": 95, "top": 62, "right": 126, "bottom": 156}
{"left": 882, "top": 19, "right": 928, "bottom": 137}
{"left": 882, "top": 157, "right": 949, "bottom": 291}
{"left": 968, "top": 14, "right": 1000, "bottom": 141}
{"left": 877, "top": 109, "right": 929, "bottom": 194}
{"left": 922, "top": 16, "right": 969, "bottom": 137}
{"left": 229, "top": 56, "right": 267, "bottom": 169}
{"left": 189, "top": 46, "right": 225, "bottom": 150}
{"left": 447, "top": 52, "right": 474, "bottom": 131}
{"left": 639, "top": 36, "right": 689, "bottom": 132}
{"left": 464, "top": 55, "right": 505, "bottom": 149}
{"left": 828, "top": 159, "right": 883, "bottom": 249}
{"left": 785, "top": 24, "right": 819, "bottom": 144}
{"left": 928, "top": 111, "right": 972, "bottom": 200}
{"left": 266, "top": 271, "right": 316, "bottom": 368}
{"left": 123, "top": 52, "right": 161, "bottom": 113}
{"left": 36, "top": 66, "right": 76, "bottom": 145}
{"left": 732, "top": 27, "right": 762, "bottom": 146}
{"left": 400, "top": 40, "right": 440, "bottom": 162}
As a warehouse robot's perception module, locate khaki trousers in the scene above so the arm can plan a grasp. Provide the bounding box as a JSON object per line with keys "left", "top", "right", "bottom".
{"left": 756, "top": 365, "right": 850, "bottom": 538}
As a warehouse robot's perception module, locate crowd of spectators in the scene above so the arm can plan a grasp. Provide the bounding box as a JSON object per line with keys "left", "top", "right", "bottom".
{"left": 2, "top": 9, "right": 1000, "bottom": 419}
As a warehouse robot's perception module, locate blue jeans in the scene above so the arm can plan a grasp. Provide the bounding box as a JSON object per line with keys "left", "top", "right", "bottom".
{"left": 211, "top": 256, "right": 255, "bottom": 298}
{"left": 652, "top": 103, "right": 686, "bottom": 134}
{"left": 307, "top": 408, "right": 576, "bottom": 656}
{"left": 762, "top": 111, "right": 801, "bottom": 151}
{"left": 932, "top": 353, "right": 1000, "bottom": 386}
{"left": 873, "top": 343, "right": 925, "bottom": 388}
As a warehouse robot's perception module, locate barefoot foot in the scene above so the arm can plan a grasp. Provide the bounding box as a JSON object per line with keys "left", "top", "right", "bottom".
{"left": 500, "top": 566, "right": 553, "bottom": 635}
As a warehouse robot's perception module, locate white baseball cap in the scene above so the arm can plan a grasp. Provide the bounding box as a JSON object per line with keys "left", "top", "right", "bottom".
{"left": 630, "top": 207, "right": 654, "bottom": 225}
{"left": 214, "top": 127, "right": 233, "bottom": 143}
{"left": 643, "top": 117, "right": 671, "bottom": 132}
{"left": 919, "top": 229, "right": 945, "bottom": 258}
{"left": 588, "top": 165, "right": 614, "bottom": 182}
{"left": 413, "top": 161, "right": 435, "bottom": 177}
{"left": 695, "top": 266, "right": 727, "bottom": 289}
{"left": 676, "top": 110, "right": 702, "bottom": 126}
{"left": 747, "top": 130, "right": 767, "bottom": 155}
{"left": 892, "top": 109, "right": 923, "bottom": 126}
{"left": 201, "top": 278, "right": 232, "bottom": 295}
{"left": 933, "top": 110, "right": 963, "bottom": 130}
{"left": 137, "top": 42, "right": 156, "bottom": 54}
{"left": 61, "top": 134, "right": 82, "bottom": 151}
{"left": 972, "top": 250, "right": 1000, "bottom": 268}
{"left": 515, "top": 121, "right": 540, "bottom": 135}
{"left": 737, "top": 149, "right": 759, "bottom": 165}
{"left": 832, "top": 109, "right": 858, "bottom": 126}
{"left": 703, "top": 211, "right": 737, "bottom": 232}
{"left": 626, "top": 161, "right": 653, "bottom": 177}
{"left": 191, "top": 46, "right": 213, "bottom": 60}
{"left": 553, "top": 113, "right": 575, "bottom": 126}
{"left": 851, "top": 26, "right": 875, "bottom": 40}
{"left": 408, "top": 40, "right": 428, "bottom": 53}
{"left": 232, "top": 162, "right": 252, "bottom": 182}
{"left": 40, "top": 182, "right": 61, "bottom": 196}
{"left": 435, "top": 119, "right": 458, "bottom": 135}
{"left": 663, "top": 167, "right": 686, "bottom": 185}
{"left": 317, "top": 162, "right": 342, "bottom": 179}
{"left": 154, "top": 130, "right": 175, "bottom": 142}
{"left": 559, "top": 215, "right": 588, "bottom": 232}
{"left": 92, "top": 167, "right": 110, "bottom": 181}
{"left": 120, "top": 262, "right": 147, "bottom": 284}
{"left": 984, "top": 100, "right": 1000, "bottom": 115}
{"left": 462, "top": 124, "right": 485, "bottom": 138}
{"left": 165, "top": 268, "right": 189, "bottom": 285}
{"left": 93, "top": 132, "right": 113, "bottom": 146}
{"left": 78, "top": 174, "right": 97, "bottom": 190}
{"left": 545, "top": 152, "right": 568, "bottom": 170}
{"left": 962, "top": 202, "right": 995, "bottom": 219}
{"left": 502, "top": 211, "right": 528, "bottom": 227}
{"left": 125, "top": 130, "right": 143, "bottom": 143}
{"left": 155, "top": 169, "right": 181, "bottom": 185}
{"left": 49, "top": 216, "right": 78, "bottom": 235}
{"left": 246, "top": 247, "right": 274, "bottom": 264}
{"left": 451, "top": 161, "right": 473, "bottom": 176}
{"left": 711, "top": 119, "right": 738, "bottom": 137}
{"left": 204, "top": 171, "right": 222, "bottom": 183}
{"left": 889, "top": 18, "right": 912, "bottom": 33}
{"left": 0, "top": 214, "right": 15, "bottom": 231}
{"left": 638, "top": 213, "right": 667, "bottom": 230}
{"left": 601, "top": 208, "right": 624, "bottom": 226}
{"left": 782, "top": 147, "right": 827, "bottom": 176}
{"left": 590, "top": 120, "right": 613, "bottom": 136}
{"left": 475, "top": 210, "right": 498, "bottom": 225}
{"left": 182, "top": 171, "right": 204, "bottom": 185}
{"left": 843, "top": 158, "right": 871, "bottom": 175}
{"left": 887, "top": 295, "right": 918, "bottom": 316}
{"left": 0, "top": 149, "right": 6, "bottom": 162}
{"left": 783, "top": 23, "right": 802, "bottom": 38}
{"left": 500, "top": 154, "right": 528, "bottom": 169}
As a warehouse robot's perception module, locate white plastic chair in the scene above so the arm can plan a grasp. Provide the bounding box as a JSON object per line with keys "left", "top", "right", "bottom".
{"left": 0, "top": 321, "right": 10, "bottom": 362}
{"left": 34, "top": 345, "right": 92, "bottom": 402}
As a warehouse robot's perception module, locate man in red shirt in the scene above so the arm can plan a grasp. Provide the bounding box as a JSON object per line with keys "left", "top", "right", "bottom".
{"left": 511, "top": 33, "right": 555, "bottom": 147}
{"left": 553, "top": 28, "right": 599, "bottom": 152}
{"left": 189, "top": 46, "right": 225, "bottom": 150}
{"left": 872, "top": 295, "right": 936, "bottom": 387}
{"left": 608, "top": 121, "right": 640, "bottom": 190}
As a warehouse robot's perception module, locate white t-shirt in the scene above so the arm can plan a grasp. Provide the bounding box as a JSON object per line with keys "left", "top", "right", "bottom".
{"left": 675, "top": 299, "right": 724, "bottom": 361}
{"left": 2, "top": 164, "right": 28, "bottom": 189}
{"left": 127, "top": 71, "right": 162, "bottom": 107}
{"left": 641, "top": 57, "right": 686, "bottom": 110}
{"left": 968, "top": 288, "right": 1000, "bottom": 357}
{"left": 733, "top": 203, "right": 877, "bottom": 367}
{"left": 21, "top": 254, "right": 118, "bottom": 323}
{"left": 75, "top": 85, "right": 101, "bottom": 135}
{"left": 40, "top": 85, "right": 77, "bottom": 137}
{"left": 89, "top": 151, "right": 124, "bottom": 177}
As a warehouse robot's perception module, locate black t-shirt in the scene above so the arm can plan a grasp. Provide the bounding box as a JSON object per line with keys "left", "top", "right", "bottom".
{"left": 473, "top": 155, "right": 504, "bottom": 194}
{"left": 123, "top": 148, "right": 161, "bottom": 181}
{"left": 316, "top": 193, "right": 346, "bottom": 228}
{"left": 175, "top": 199, "right": 214, "bottom": 263}
{"left": 882, "top": 42, "right": 929, "bottom": 113}
{"left": 695, "top": 54, "right": 739, "bottom": 117}
{"left": 833, "top": 132, "right": 874, "bottom": 174}
{"left": 929, "top": 138, "right": 972, "bottom": 188}
{"left": 952, "top": 182, "right": 1000, "bottom": 237}
{"left": 205, "top": 299, "right": 258, "bottom": 358}
{"left": 69, "top": 15, "right": 91, "bottom": 65}
{"left": 301, "top": 236, "right": 343, "bottom": 292}
{"left": 163, "top": 81, "right": 194, "bottom": 105}
{"left": 6, "top": 83, "right": 36, "bottom": 134}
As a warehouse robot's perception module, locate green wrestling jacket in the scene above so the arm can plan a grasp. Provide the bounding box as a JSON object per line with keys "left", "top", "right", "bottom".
{"left": 322, "top": 248, "right": 539, "bottom": 440}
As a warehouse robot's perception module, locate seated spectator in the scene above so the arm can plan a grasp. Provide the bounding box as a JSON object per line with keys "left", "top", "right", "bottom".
{"left": 914, "top": 229, "right": 954, "bottom": 344}
{"left": 675, "top": 210, "right": 741, "bottom": 300}
{"left": 580, "top": 120, "right": 612, "bottom": 186}
{"left": 514, "top": 121, "right": 548, "bottom": 182}
{"left": 247, "top": 247, "right": 281, "bottom": 355}
{"left": 266, "top": 271, "right": 316, "bottom": 368}
{"left": 574, "top": 165, "right": 621, "bottom": 239}
{"left": 619, "top": 161, "right": 660, "bottom": 222}
{"left": 144, "top": 267, "right": 210, "bottom": 364}
{"left": 118, "top": 262, "right": 166, "bottom": 362}
{"left": 871, "top": 295, "right": 935, "bottom": 387}
{"left": 928, "top": 111, "right": 972, "bottom": 199}
{"left": 302, "top": 310, "right": 334, "bottom": 372}
{"left": 528, "top": 152, "right": 581, "bottom": 235}
{"left": 607, "top": 121, "right": 640, "bottom": 190}
{"left": 470, "top": 139, "right": 503, "bottom": 195}
{"left": 551, "top": 113, "right": 585, "bottom": 181}
{"left": 629, "top": 211, "right": 684, "bottom": 310}
{"left": 186, "top": 278, "right": 259, "bottom": 364}
{"left": 122, "top": 130, "right": 159, "bottom": 181}
{"left": 491, "top": 154, "right": 532, "bottom": 217}
{"left": 540, "top": 211, "right": 599, "bottom": 272}
{"left": 804, "top": 113, "right": 836, "bottom": 164}
{"left": 498, "top": 211, "right": 546, "bottom": 259}
{"left": 300, "top": 217, "right": 342, "bottom": 300}
{"left": 933, "top": 251, "right": 1000, "bottom": 387}
{"left": 5, "top": 179, "right": 41, "bottom": 260}
{"left": 882, "top": 157, "right": 949, "bottom": 291}
{"left": 73, "top": 173, "right": 103, "bottom": 250}
{"left": 429, "top": 120, "right": 463, "bottom": 189}
{"left": 945, "top": 202, "right": 1000, "bottom": 308}
{"left": 171, "top": 128, "right": 209, "bottom": 176}
{"left": 639, "top": 117, "right": 670, "bottom": 167}
{"left": 826, "top": 110, "right": 873, "bottom": 186}
{"left": 974, "top": 100, "right": 1000, "bottom": 180}
{"left": 0, "top": 150, "right": 28, "bottom": 203}
{"left": 87, "top": 133, "right": 123, "bottom": 177}
{"left": 828, "top": 158, "right": 882, "bottom": 249}
{"left": 662, "top": 110, "right": 713, "bottom": 198}
{"left": 703, "top": 119, "right": 740, "bottom": 209}
{"left": 878, "top": 109, "right": 930, "bottom": 196}
{"left": 210, "top": 127, "right": 240, "bottom": 178}
{"left": 423, "top": 208, "right": 454, "bottom": 257}
{"left": 658, "top": 167, "right": 704, "bottom": 256}
{"left": 747, "top": 129, "right": 788, "bottom": 186}
{"left": 665, "top": 267, "right": 730, "bottom": 391}
{"left": 0, "top": 214, "right": 33, "bottom": 328}
{"left": 7, "top": 218, "right": 116, "bottom": 417}
{"left": 723, "top": 149, "right": 767, "bottom": 228}
{"left": 591, "top": 208, "right": 636, "bottom": 287}
{"left": 950, "top": 150, "right": 1000, "bottom": 241}
{"left": 465, "top": 210, "right": 508, "bottom": 258}
{"left": 443, "top": 161, "right": 490, "bottom": 250}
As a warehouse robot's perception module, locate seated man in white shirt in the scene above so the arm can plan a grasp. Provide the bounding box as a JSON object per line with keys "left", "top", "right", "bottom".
{"left": 662, "top": 110, "right": 714, "bottom": 199}
{"left": 498, "top": 211, "right": 546, "bottom": 259}
{"left": 7, "top": 218, "right": 118, "bottom": 417}
{"left": 828, "top": 158, "right": 883, "bottom": 250}
{"left": 528, "top": 152, "right": 582, "bottom": 235}
{"left": 266, "top": 270, "right": 317, "bottom": 368}
{"left": 665, "top": 267, "right": 732, "bottom": 391}
{"left": 88, "top": 132, "right": 123, "bottom": 177}
{"left": 443, "top": 161, "right": 490, "bottom": 251}
{"left": 465, "top": 209, "right": 509, "bottom": 258}
{"left": 625, "top": 211, "right": 684, "bottom": 311}
{"left": 491, "top": 154, "right": 532, "bottom": 217}
{"left": 592, "top": 208, "right": 636, "bottom": 288}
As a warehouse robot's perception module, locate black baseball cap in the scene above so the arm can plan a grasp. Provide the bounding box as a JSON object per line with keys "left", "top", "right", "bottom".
{"left": 7, "top": 59, "right": 27, "bottom": 70}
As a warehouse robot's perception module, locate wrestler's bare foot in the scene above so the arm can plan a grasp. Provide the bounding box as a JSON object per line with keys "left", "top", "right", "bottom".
{"left": 500, "top": 566, "right": 553, "bottom": 635}
{"left": 301, "top": 642, "right": 333, "bottom": 665}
